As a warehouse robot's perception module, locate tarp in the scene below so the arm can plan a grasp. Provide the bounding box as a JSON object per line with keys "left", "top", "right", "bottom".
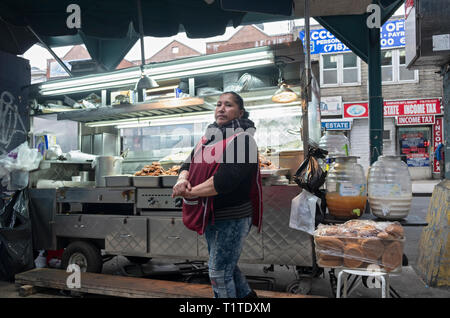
{"left": 0, "top": 0, "right": 293, "bottom": 70}
{"left": 0, "top": 190, "right": 34, "bottom": 282}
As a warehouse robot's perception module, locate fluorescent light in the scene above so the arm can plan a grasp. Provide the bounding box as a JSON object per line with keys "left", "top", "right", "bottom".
{"left": 41, "top": 78, "right": 138, "bottom": 95}
{"left": 149, "top": 59, "right": 273, "bottom": 80}
{"left": 145, "top": 51, "right": 273, "bottom": 77}
{"left": 40, "top": 70, "right": 141, "bottom": 90}
{"left": 39, "top": 48, "right": 274, "bottom": 95}
{"left": 116, "top": 121, "right": 151, "bottom": 129}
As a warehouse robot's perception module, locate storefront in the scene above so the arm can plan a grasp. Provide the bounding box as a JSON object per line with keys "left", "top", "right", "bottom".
{"left": 341, "top": 98, "right": 443, "bottom": 179}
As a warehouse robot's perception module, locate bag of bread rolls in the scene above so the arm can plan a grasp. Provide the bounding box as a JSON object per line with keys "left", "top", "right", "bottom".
{"left": 313, "top": 220, "right": 404, "bottom": 272}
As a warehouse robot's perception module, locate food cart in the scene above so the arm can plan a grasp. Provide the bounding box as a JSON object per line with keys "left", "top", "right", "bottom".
{"left": 27, "top": 42, "right": 324, "bottom": 294}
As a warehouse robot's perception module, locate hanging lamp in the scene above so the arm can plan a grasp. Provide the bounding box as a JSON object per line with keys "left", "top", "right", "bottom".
{"left": 271, "top": 61, "right": 297, "bottom": 103}
{"left": 135, "top": 0, "right": 159, "bottom": 92}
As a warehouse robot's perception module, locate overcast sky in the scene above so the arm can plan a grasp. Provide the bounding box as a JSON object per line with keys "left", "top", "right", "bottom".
{"left": 22, "top": 5, "right": 404, "bottom": 70}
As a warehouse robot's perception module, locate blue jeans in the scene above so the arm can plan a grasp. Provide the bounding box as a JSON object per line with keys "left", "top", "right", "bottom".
{"left": 204, "top": 216, "right": 252, "bottom": 298}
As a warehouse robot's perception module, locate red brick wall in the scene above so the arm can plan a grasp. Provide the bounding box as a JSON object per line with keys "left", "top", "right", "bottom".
{"left": 147, "top": 40, "right": 201, "bottom": 63}
{"left": 206, "top": 25, "right": 293, "bottom": 54}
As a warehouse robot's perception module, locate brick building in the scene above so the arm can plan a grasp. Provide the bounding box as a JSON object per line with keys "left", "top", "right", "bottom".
{"left": 46, "top": 45, "right": 135, "bottom": 79}
{"left": 206, "top": 25, "right": 293, "bottom": 54}
{"left": 296, "top": 17, "right": 444, "bottom": 179}
{"left": 144, "top": 40, "right": 202, "bottom": 64}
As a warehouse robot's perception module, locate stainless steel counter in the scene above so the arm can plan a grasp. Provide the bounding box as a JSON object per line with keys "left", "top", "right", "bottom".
{"left": 29, "top": 184, "right": 313, "bottom": 267}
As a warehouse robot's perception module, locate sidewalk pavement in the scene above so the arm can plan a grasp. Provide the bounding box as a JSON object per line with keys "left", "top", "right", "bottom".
{"left": 412, "top": 179, "right": 441, "bottom": 195}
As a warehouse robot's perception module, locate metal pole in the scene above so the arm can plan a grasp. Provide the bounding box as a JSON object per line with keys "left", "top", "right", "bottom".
{"left": 302, "top": 0, "right": 311, "bottom": 158}
{"left": 443, "top": 64, "right": 450, "bottom": 179}
{"left": 27, "top": 26, "right": 73, "bottom": 77}
{"left": 368, "top": 25, "right": 383, "bottom": 164}
{"left": 137, "top": 0, "right": 146, "bottom": 67}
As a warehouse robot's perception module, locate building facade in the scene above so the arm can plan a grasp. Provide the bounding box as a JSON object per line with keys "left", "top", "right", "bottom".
{"left": 298, "top": 16, "right": 444, "bottom": 180}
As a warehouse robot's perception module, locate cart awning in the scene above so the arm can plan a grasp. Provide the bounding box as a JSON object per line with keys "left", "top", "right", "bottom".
{"left": 0, "top": 0, "right": 377, "bottom": 70}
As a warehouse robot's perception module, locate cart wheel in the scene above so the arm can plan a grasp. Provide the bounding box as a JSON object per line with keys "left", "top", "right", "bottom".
{"left": 286, "top": 278, "right": 312, "bottom": 295}
{"left": 125, "top": 256, "right": 152, "bottom": 265}
{"left": 61, "top": 241, "right": 103, "bottom": 273}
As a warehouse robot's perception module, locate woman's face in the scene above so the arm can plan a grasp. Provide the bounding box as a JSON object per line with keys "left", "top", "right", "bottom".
{"left": 214, "top": 93, "right": 243, "bottom": 126}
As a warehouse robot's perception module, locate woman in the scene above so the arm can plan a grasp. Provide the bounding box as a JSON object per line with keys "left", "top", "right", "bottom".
{"left": 172, "top": 91, "right": 262, "bottom": 298}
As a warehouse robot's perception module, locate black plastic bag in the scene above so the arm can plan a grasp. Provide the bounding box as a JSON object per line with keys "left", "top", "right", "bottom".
{"left": 0, "top": 190, "right": 34, "bottom": 281}
{"left": 293, "top": 145, "right": 328, "bottom": 195}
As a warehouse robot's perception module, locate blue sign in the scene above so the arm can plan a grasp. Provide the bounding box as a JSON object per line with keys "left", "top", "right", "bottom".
{"left": 300, "top": 19, "right": 405, "bottom": 54}
{"left": 321, "top": 121, "right": 352, "bottom": 130}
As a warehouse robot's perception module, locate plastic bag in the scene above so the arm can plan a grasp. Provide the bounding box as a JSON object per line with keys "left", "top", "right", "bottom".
{"left": 289, "top": 190, "right": 320, "bottom": 235}
{"left": 0, "top": 142, "right": 43, "bottom": 189}
{"left": 0, "top": 190, "right": 34, "bottom": 281}
{"left": 313, "top": 220, "right": 404, "bottom": 272}
{"left": 293, "top": 145, "right": 328, "bottom": 194}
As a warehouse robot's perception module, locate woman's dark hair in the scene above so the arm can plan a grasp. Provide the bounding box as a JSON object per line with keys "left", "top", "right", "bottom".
{"left": 221, "top": 91, "right": 250, "bottom": 119}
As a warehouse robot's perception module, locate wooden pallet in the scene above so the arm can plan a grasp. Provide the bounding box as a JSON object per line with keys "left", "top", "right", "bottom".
{"left": 15, "top": 268, "right": 323, "bottom": 298}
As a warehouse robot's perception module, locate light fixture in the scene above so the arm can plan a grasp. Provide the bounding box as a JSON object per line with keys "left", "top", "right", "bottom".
{"left": 272, "top": 61, "right": 298, "bottom": 103}
{"left": 39, "top": 48, "right": 273, "bottom": 95}
{"left": 135, "top": 0, "right": 158, "bottom": 93}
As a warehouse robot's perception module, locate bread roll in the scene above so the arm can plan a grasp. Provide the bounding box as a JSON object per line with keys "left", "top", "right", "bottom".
{"left": 385, "top": 224, "right": 404, "bottom": 239}
{"left": 315, "top": 236, "right": 345, "bottom": 253}
{"left": 361, "top": 238, "right": 385, "bottom": 261}
{"left": 317, "top": 253, "right": 342, "bottom": 267}
{"left": 382, "top": 241, "right": 403, "bottom": 272}
{"left": 343, "top": 243, "right": 364, "bottom": 268}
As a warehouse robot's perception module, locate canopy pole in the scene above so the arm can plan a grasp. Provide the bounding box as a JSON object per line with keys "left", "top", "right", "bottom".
{"left": 27, "top": 26, "right": 73, "bottom": 77}
{"left": 301, "top": 0, "right": 311, "bottom": 157}
{"left": 137, "top": 0, "right": 146, "bottom": 67}
{"left": 368, "top": 26, "right": 383, "bottom": 164}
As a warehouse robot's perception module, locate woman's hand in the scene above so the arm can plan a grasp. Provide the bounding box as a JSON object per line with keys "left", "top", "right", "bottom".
{"left": 172, "top": 178, "right": 192, "bottom": 198}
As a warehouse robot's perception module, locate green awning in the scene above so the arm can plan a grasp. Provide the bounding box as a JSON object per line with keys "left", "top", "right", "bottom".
{"left": 0, "top": 0, "right": 294, "bottom": 70}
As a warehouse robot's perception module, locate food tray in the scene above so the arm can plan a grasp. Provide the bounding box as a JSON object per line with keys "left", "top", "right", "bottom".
{"left": 132, "top": 176, "right": 161, "bottom": 188}
{"left": 261, "top": 168, "right": 290, "bottom": 178}
{"left": 161, "top": 175, "right": 178, "bottom": 188}
{"left": 105, "top": 175, "right": 132, "bottom": 187}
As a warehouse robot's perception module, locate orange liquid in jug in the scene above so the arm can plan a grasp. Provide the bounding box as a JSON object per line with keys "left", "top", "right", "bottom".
{"left": 326, "top": 192, "right": 367, "bottom": 219}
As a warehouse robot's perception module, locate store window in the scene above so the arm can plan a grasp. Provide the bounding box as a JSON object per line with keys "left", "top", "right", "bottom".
{"left": 381, "top": 50, "right": 393, "bottom": 82}
{"left": 398, "top": 127, "right": 431, "bottom": 168}
{"left": 399, "top": 49, "right": 416, "bottom": 81}
{"left": 382, "top": 49, "right": 418, "bottom": 83}
{"left": 320, "top": 52, "right": 360, "bottom": 87}
{"left": 121, "top": 123, "right": 203, "bottom": 161}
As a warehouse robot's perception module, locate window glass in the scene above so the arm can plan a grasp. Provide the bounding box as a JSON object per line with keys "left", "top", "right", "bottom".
{"left": 381, "top": 50, "right": 393, "bottom": 66}
{"left": 399, "top": 49, "right": 416, "bottom": 81}
{"left": 323, "top": 70, "right": 338, "bottom": 84}
{"left": 343, "top": 53, "right": 357, "bottom": 68}
{"left": 323, "top": 55, "right": 337, "bottom": 69}
{"left": 381, "top": 50, "right": 393, "bottom": 82}
{"left": 382, "top": 67, "right": 393, "bottom": 82}
{"left": 343, "top": 68, "right": 358, "bottom": 83}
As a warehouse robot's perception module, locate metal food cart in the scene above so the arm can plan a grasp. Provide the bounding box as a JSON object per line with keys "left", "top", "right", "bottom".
{"left": 29, "top": 181, "right": 318, "bottom": 293}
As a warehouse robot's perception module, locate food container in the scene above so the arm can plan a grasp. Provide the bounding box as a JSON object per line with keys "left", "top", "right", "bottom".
{"left": 92, "top": 156, "right": 123, "bottom": 187}
{"left": 368, "top": 155, "right": 413, "bottom": 220}
{"left": 133, "top": 176, "right": 161, "bottom": 187}
{"left": 313, "top": 220, "right": 404, "bottom": 272}
{"left": 277, "top": 150, "right": 304, "bottom": 180}
{"left": 161, "top": 175, "right": 178, "bottom": 188}
{"left": 326, "top": 156, "right": 367, "bottom": 219}
{"left": 319, "top": 131, "right": 350, "bottom": 157}
{"left": 105, "top": 175, "right": 132, "bottom": 187}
